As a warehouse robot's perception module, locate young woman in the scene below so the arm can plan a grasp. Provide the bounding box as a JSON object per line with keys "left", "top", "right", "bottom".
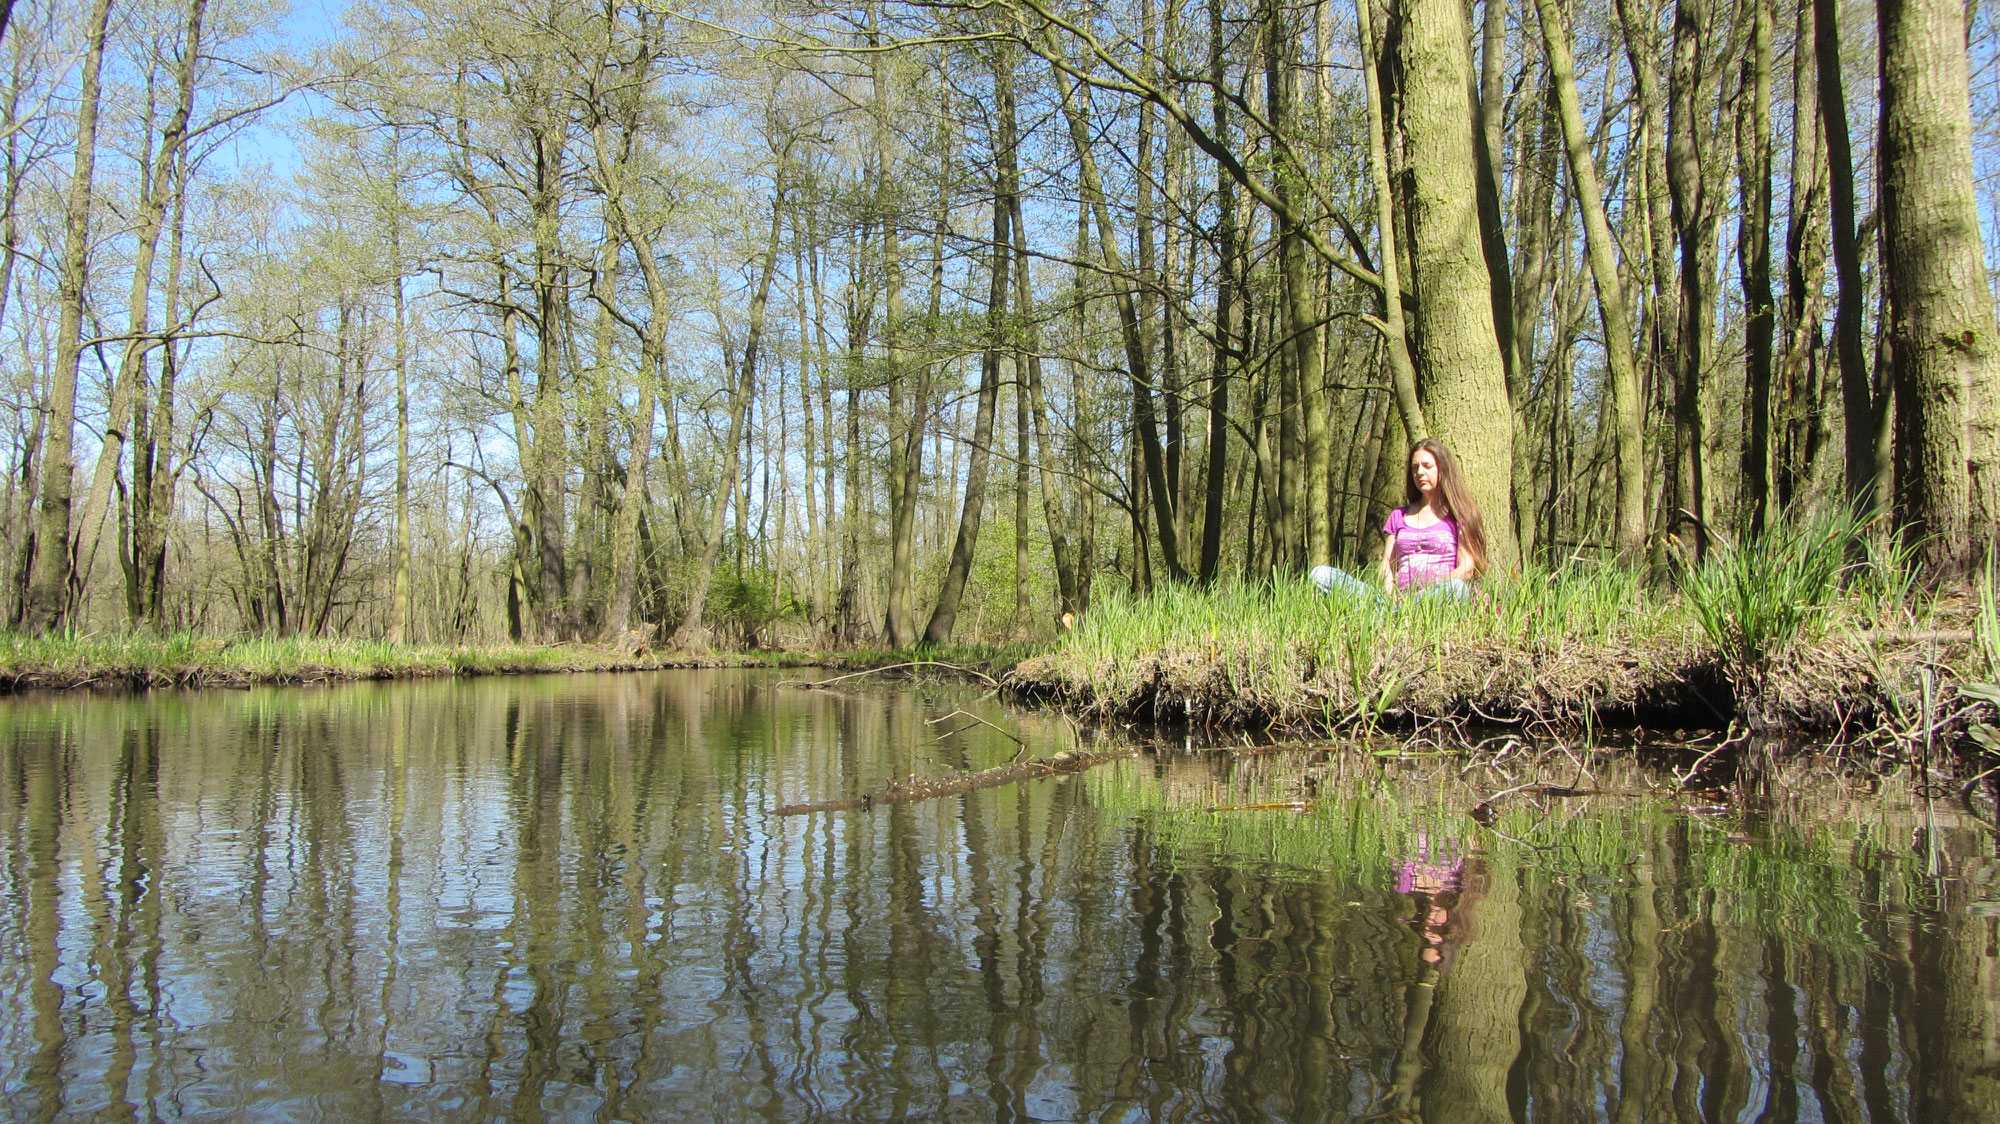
{"left": 1311, "top": 438, "right": 1489, "bottom": 601}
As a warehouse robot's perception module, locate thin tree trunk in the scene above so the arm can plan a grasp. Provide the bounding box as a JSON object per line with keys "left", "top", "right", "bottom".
{"left": 1356, "top": 0, "right": 1426, "bottom": 445}
{"left": 595, "top": 124, "right": 667, "bottom": 640}
{"left": 1050, "top": 62, "right": 1185, "bottom": 580}
{"left": 1737, "top": 0, "right": 1775, "bottom": 536}
{"left": 1777, "top": 0, "right": 1827, "bottom": 513}
{"left": 1510, "top": 70, "right": 1561, "bottom": 556}
{"left": 22, "top": 0, "right": 114, "bottom": 631}
{"left": 529, "top": 114, "right": 569, "bottom": 639}
{"left": 1267, "top": 0, "right": 1327, "bottom": 567}
{"left": 1200, "top": 0, "right": 1240, "bottom": 583}
{"left": 128, "top": 188, "right": 188, "bottom": 626}
{"left": 1614, "top": 0, "right": 1680, "bottom": 549}
{"left": 680, "top": 185, "right": 782, "bottom": 645}
{"left": 876, "top": 34, "right": 924, "bottom": 645}
{"left": 71, "top": 0, "right": 207, "bottom": 623}
{"left": 1816, "top": 0, "right": 1878, "bottom": 514}
{"left": 1533, "top": 0, "right": 1647, "bottom": 556}
{"left": 389, "top": 177, "right": 412, "bottom": 641}
{"left": 923, "top": 188, "right": 1010, "bottom": 644}
{"left": 1013, "top": 359, "right": 1031, "bottom": 639}
{"left": 1665, "top": 0, "right": 1711, "bottom": 557}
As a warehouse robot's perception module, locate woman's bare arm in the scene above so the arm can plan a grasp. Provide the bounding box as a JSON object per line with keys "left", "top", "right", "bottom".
{"left": 1449, "top": 539, "right": 1475, "bottom": 582}
{"left": 1378, "top": 534, "right": 1397, "bottom": 595}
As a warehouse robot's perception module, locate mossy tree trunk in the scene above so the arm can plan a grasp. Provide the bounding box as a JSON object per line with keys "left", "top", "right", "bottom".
{"left": 1880, "top": 0, "right": 2000, "bottom": 577}
{"left": 1390, "top": 0, "right": 1519, "bottom": 571}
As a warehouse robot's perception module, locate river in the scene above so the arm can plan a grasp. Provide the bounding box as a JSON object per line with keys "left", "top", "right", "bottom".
{"left": 0, "top": 668, "right": 1991, "bottom": 1121}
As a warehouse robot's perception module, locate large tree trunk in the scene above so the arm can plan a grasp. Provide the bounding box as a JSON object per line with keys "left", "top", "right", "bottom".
{"left": 1880, "top": 0, "right": 2000, "bottom": 576}
{"left": 1392, "top": 0, "right": 1519, "bottom": 570}
{"left": 1419, "top": 860, "right": 1528, "bottom": 1122}
{"left": 1533, "top": 0, "right": 1647, "bottom": 556}
{"left": 21, "top": 0, "right": 114, "bottom": 631}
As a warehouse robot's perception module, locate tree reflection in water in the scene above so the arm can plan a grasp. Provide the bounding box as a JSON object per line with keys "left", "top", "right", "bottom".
{"left": 0, "top": 668, "right": 1989, "bottom": 1121}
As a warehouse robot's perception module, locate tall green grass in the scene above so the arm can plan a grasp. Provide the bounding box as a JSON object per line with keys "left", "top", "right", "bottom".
{"left": 0, "top": 631, "right": 659, "bottom": 685}
{"left": 1040, "top": 562, "right": 1685, "bottom": 721}
{"left": 1030, "top": 510, "right": 1960, "bottom": 730}
{"left": 1675, "top": 508, "right": 1862, "bottom": 669}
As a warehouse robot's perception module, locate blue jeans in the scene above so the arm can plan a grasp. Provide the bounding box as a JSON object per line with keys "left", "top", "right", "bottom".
{"left": 1309, "top": 565, "right": 1470, "bottom": 604}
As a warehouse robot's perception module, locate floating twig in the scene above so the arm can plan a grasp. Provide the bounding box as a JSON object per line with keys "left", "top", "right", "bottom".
{"left": 778, "top": 660, "right": 999, "bottom": 691}
{"left": 1674, "top": 724, "right": 1750, "bottom": 787}
{"left": 927, "top": 708, "right": 1026, "bottom": 748}
{"left": 774, "top": 745, "right": 1130, "bottom": 815}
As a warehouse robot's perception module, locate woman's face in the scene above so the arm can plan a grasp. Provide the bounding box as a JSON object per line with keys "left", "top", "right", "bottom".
{"left": 1410, "top": 448, "right": 1440, "bottom": 496}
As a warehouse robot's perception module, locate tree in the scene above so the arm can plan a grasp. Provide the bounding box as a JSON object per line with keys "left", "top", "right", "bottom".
{"left": 19, "top": 0, "right": 113, "bottom": 630}
{"left": 1389, "top": 0, "right": 1519, "bottom": 570}
{"left": 1880, "top": 0, "right": 2000, "bottom": 576}
{"left": 1531, "top": 0, "right": 1647, "bottom": 556}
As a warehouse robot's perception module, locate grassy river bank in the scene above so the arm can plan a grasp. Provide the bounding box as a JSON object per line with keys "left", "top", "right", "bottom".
{"left": 8, "top": 519, "right": 1998, "bottom": 766}
{"left": 1007, "top": 520, "right": 2000, "bottom": 764}
{"left": 0, "top": 632, "right": 1035, "bottom": 694}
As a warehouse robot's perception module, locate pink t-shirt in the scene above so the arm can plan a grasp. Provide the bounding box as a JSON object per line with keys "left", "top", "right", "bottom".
{"left": 1385, "top": 508, "right": 1460, "bottom": 591}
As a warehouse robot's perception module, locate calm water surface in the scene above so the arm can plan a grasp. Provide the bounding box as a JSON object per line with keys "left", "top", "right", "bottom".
{"left": 0, "top": 668, "right": 1993, "bottom": 1121}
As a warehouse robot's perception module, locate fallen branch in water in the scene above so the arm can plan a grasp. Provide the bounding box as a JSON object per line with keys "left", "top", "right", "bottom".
{"left": 775, "top": 744, "right": 1130, "bottom": 814}
{"left": 778, "top": 661, "right": 999, "bottom": 690}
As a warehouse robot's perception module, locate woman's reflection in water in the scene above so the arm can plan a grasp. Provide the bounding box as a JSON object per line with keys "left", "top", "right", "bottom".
{"left": 1383, "top": 833, "right": 1481, "bottom": 1119}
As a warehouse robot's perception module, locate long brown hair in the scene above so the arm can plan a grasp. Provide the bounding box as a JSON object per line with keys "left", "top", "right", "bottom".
{"left": 1405, "top": 438, "right": 1489, "bottom": 573}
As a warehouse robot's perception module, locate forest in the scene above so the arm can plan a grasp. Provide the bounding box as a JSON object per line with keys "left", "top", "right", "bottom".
{"left": 2, "top": 0, "right": 1997, "bottom": 651}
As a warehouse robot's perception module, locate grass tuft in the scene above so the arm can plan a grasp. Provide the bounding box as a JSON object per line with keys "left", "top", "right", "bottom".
{"left": 1676, "top": 507, "right": 1858, "bottom": 671}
